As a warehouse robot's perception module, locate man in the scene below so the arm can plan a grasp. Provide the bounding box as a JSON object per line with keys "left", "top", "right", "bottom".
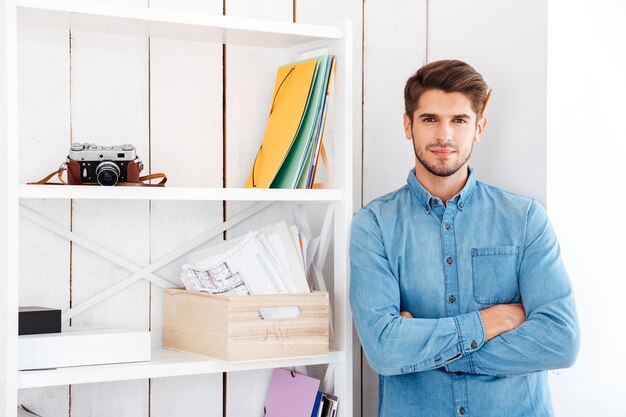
{"left": 349, "top": 60, "right": 579, "bottom": 417}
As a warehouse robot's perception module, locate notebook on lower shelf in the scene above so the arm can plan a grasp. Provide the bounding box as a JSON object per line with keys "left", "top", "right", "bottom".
{"left": 18, "top": 328, "right": 150, "bottom": 370}
{"left": 264, "top": 369, "right": 320, "bottom": 417}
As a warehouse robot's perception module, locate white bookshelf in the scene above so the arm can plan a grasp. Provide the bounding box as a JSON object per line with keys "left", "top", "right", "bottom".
{"left": 0, "top": 1, "right": 353, "bottom": 416}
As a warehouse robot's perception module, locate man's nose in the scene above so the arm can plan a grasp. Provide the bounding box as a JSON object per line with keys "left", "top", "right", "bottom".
{"left": 437, "top": 122, "right": 453, "bottom": 142}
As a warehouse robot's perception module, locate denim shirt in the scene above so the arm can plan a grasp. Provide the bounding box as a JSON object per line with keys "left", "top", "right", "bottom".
{"left": 350, "top": 168, "right": 580, "bottom": 417}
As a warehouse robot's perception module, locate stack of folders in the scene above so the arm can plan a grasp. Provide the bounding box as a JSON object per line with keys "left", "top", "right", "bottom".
{"left": 181, "top": 221, "right": 319, "bottom": 295}
{"left": 264, "top": 369, "right": 339, "bottom": 417}
{"left": 245, "top": 55, "right": 336, "bottom": 189}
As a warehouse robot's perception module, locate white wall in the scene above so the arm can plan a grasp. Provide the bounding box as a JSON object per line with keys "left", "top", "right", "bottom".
{"left": 363, "top": 0, "right": 547, "bottom": 207}
{"left": 547, "top": 1, "right": 626, "bottom": 415}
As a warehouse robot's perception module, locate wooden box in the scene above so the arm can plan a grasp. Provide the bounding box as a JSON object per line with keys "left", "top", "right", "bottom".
{"left": 163, "top": 289, "right": 329, "bottom": 361}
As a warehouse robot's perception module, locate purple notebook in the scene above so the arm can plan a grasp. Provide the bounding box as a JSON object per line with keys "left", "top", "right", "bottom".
{"left": 264, "top": 369, "right": 321, "bottom": 417}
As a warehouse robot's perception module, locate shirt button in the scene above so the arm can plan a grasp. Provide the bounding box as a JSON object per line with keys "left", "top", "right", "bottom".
{"left": 471, "top": 341, "right": 477, "bottom": 349}
{"left": 444, "top": 223, "right": 450, "bottom": 230}
{"left": 431, "top": 198, "right": 437, "bottom": 205}
{"left": 425, "top": 206, "right": 430, "bottom": 213}
{"left": 449, "top": 295, "right": 456, "bottom": 303}
{"left": 459, "top": 407, "right": 466, "bottom": 415}
{"left": 446, "top": 257, "right": 453, "bottom": 265}
{"left": 458, "top": 201, "right": 464, "bottom": 209}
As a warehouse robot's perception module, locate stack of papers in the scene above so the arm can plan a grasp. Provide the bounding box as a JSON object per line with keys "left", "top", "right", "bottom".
{"left": 181, "top": 221, "right": 317, "bottom": 296}
{"left": 245, "top": 55, "right": 335, "bottom": 189}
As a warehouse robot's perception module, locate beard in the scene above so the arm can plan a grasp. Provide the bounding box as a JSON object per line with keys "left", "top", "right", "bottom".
{"left": 413, "top": 141, "right": 474, "bottom": 177}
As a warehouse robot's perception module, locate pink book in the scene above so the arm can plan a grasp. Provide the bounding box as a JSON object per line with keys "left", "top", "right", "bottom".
{"left": 264, "top": 369, "right": 321, "bottom": 417}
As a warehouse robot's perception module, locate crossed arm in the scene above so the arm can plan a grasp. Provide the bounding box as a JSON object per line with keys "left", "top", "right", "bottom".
{"left": 349, "top": 202, "right": 580, "bottom": 377}
{"left": 401, "top": 303, "right": 526, "bottom": 342}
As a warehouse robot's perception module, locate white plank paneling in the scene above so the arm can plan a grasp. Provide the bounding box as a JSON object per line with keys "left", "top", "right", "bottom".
{"left": 227, "top": 368, "right": 273, "bottom": 417}
{"left": 17, "top": 23, "right": 70, "bottom": 313}
{"left": 150, "top": 374, "right": 222, "bottom": 417}
{"left": 225, "top": 0, "right": 292, "bottom": 415}
{"left": 71, "top": 381, "right": 148, "bottom": 417}
{"left": 148, "top": 1, "right": 224, "bottom": 413}
{"left": 18, "top": 386, "right": 69, "bottom": 416}
{"left": 69, "top": 0, "right": 150, "bottom": 413}
{"left": 16, "top": 21, "right": 71, "bottom": 416}
{"left": 428, "top": 0, "right": 547, "bottom": 204}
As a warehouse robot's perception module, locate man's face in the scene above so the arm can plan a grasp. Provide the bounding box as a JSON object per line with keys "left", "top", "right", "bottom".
{"left": 403, "top": 89, "right": 486, "bottom": 178}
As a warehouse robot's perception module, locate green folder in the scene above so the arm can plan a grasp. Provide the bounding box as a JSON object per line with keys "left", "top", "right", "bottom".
{"left": 296, "top": 55, "right": 333, "bottom": 189}
{"left": 270, "top": 55, "right": 330, "bottom": 189}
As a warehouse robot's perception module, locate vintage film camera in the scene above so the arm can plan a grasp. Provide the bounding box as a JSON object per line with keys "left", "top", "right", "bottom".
{"left": 67, "top": 143, "right": 143, "bottom": 186}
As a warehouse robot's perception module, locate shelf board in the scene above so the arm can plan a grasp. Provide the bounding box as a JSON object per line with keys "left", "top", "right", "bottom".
{"left": 18, "top": 348, "right": 343, "bottom": 388}
{"left": 17, "top": 0, "right": 343, "bottom": 47}
{"left": 19, "top": 185, "right": 344, "bottom": 201}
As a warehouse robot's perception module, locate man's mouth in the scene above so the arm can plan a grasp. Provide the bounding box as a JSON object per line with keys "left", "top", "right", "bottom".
{"left": 430, "top": 147, "right": 455, "bottom": 157}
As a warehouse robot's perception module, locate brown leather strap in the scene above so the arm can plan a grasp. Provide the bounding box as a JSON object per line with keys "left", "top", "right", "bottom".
{"left": 140, "top": 172, "right": 167, "bottom": 186}
{"left": 28, "top": 164, "right": 68, "bottom": 185}
{"left": 115, "top": 173, "right": 167, "bottom": 187}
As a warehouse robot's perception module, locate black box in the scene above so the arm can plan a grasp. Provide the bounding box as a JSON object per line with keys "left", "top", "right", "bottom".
{"left": 19, "top": 307, "right": 61, "bottom": 336}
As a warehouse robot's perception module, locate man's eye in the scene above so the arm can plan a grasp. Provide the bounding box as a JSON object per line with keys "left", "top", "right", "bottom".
{"left": 423, "top": 118, "right": 436, "bottom": 123}
{"left": 453, "top": 118, "right": 467, "bottom": 124}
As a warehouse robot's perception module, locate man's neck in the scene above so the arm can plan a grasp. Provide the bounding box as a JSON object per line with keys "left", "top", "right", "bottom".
{"left": 414, "top": 163, "right": 469, "bottom": 205}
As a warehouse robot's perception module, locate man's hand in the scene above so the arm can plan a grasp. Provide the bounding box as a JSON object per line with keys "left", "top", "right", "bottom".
{"left": 400, "top": 304, "right": 526, "bottom": 341}
{"left": 479, "top": 303, "right": 526, "bottom": 340}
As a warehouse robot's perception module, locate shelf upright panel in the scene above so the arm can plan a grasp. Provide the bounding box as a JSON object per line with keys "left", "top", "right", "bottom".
{"left": 1, "top": 0, "right": 19, "bottom": 415}
{"left": 333, "top": 20, "right": 354, "bottom": 417}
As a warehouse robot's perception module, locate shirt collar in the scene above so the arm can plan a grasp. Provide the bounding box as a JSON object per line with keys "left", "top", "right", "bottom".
{"left": 406, "top": 167, "right": 477, "bottom": 211}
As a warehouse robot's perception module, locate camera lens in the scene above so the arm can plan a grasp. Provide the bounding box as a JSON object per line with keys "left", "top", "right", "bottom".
{"left": 96, "top": 161, "right": 120, "bottom": 186}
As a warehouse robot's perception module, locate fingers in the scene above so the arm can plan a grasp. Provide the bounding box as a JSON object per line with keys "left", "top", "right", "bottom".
{"left": 400, "top": 311, "right": 413, "bottom": 318}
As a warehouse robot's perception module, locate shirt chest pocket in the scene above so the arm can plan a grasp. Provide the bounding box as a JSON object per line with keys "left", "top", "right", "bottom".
{"left": 471, "top": 246, "right": 520, "bottom": 304}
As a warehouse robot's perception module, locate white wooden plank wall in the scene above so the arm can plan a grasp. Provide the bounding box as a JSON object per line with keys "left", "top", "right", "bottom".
{"left": 16, "top": 23, "right": 71, "bottom": 416}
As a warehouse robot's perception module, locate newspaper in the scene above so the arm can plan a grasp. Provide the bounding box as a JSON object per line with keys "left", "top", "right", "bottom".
{"left": 181, "top": 232, "right": 294, "bottom": 295}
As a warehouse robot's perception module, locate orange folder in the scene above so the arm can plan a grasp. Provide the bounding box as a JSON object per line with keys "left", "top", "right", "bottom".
{"left": 245, "top": 59, "right": 318, "bottom": 188}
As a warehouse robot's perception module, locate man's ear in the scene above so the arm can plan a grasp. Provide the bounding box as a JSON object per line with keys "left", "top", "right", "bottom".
{"left": 474, "top": 116, "right": 488, "bottom": 143}
{"left": 403, "top": 113, "right": 413, "bottom": 140}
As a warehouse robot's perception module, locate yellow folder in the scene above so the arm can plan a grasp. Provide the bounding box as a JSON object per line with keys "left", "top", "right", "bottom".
{"left": 245, "top": 59, "right": 318, "bottom": 188}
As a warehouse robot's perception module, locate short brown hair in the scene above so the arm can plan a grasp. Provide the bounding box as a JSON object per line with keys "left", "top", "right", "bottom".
{"left": 404, "top": 60, "right": 488, "bottom": 120}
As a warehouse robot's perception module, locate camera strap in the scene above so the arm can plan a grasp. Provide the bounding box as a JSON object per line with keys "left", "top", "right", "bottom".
{"left": 28, "top": 163, "right": 168, "bottom": 187}
{"left": 27, "top": 162, "right": 69, "bottom": 185}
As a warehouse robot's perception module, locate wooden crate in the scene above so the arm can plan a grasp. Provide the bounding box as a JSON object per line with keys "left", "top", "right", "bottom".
{"left": 163, "top": 289, "right": 329, "bottom": 361}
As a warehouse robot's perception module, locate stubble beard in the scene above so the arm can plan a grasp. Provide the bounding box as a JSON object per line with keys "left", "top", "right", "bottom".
{"left": 413, "top": 141, "right": 474, "bottom": 178}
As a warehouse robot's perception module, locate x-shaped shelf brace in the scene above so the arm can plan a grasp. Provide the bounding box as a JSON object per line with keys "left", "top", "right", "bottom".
{"left": 20, "top": 200, "right": 336, "bottom": 327}
{"left": 20, "top": 201, "right": 273, "bottom": 322}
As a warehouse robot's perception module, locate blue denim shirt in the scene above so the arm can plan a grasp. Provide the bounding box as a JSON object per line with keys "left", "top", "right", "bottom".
{"left": 350, "top": 168, "right": 580, "bottom": 417}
